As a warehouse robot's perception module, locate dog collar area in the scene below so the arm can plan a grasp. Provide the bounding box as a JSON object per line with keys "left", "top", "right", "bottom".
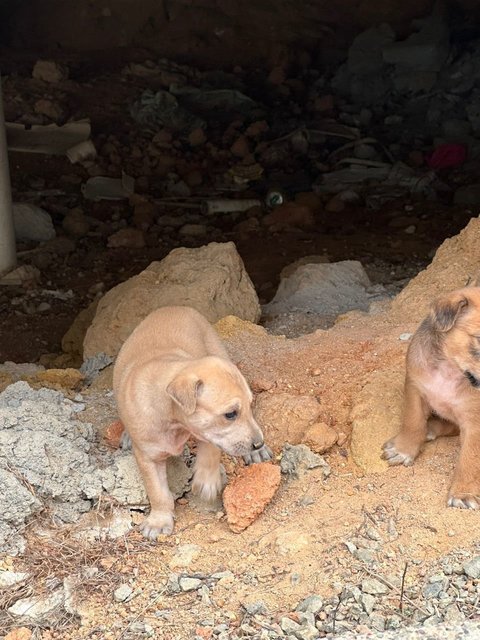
{"left": 464, "top": 370, "right": 480, "bottom": 388}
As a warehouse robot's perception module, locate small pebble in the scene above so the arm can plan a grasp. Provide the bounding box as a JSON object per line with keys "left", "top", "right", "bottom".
{"left": 113, "top": 583, "right": 133, "bottom": 602}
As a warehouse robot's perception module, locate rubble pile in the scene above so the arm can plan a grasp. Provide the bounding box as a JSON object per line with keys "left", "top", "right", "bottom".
{"left": 3, "top": 3, "right": 480, "bottom": 350}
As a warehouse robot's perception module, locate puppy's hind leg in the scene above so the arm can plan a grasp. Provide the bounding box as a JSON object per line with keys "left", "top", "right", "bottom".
{"left": 192, "top": 441, "right": 223, "bottom": 502}
{"left": 426, "top": 417, "right": 459, "bottom": 441}
{"left": 382, "top": 379, "right": 429, "bottom": 466}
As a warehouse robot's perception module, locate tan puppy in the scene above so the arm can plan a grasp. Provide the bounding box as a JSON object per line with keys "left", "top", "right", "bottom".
{"left": 113, "top": 306, "right": 271, "bottom": 539}
{"left": 382, "top": 286, "right": 480, "bottom": 509}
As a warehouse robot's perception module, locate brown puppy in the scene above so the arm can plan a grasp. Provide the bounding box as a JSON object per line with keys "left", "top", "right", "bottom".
{"left": 382, "top": 286, "right": 480, "bottom": 509}
{"left": 113, "top": 306, "right": 271, "bottom": 539}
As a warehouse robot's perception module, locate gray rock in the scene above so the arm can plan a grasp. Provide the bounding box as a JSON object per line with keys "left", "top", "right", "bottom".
{"left": 463, "top": 556, "right": 480, "bottom": 579}
{"left": 361, "top": 593, "right": 376, "bottom": 614}
{"left": 423, "top": 581, "right": 443, "bottom": 599}
{"left": 296, "top": 595, "right": 323, "bottom": 615}
{"left": 355, "top": 548, "right": 376, "bottom": 564}
{"left": 264, "top": 260, "right": 386, "bottom": 319}
{"left": 0, "top": 571, "right": 29, "bottom": 587}
{"left": 13, "top": 202, "right": 56, "bottom": 242}
{"left": 382, "top": 7, "right": 449, "bottom": 72}
{"left": 9, "top": 589, "right": 65, "bottom": 622}
{"left": 243, "top": 601, "right": 268, "bottom": 615}
{"left": 297, "top": 611, "right": 315, "bottom": 627}
{"left": 348, "top": 24, "right": 395, "bottom": 76}
{"left": 295, "top": 623, "right": 319, "bottom": 640}
{"left": 79, "top": 352, "right": 113, "bottom": 384}
{"left": 179, "top": 577, "right": 202, "bottom": 591}
{"left": 280, "top": 617, "right": 301, "bottom": 634}
{"left": 369, "top": 613, "right": 386, "bottom": 631}
{"left": 211, "top": 571, "right": 235, "bottom": 580}
{"left": 167, "top": 574, "right": 180, "bottom": 593}
{"left": 114, "top": 583, "right": 133, "bottom": 602}
{"left": 361, "top": 578, "right": 389, "bottom": 595}
{"left": 280, "top": 444, "right": 331, "bottom": 478}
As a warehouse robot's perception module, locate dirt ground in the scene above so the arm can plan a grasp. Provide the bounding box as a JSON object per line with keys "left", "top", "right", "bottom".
{"left": 2, "top": 309, "right": 480, "bottom": 638}
{"left": 2, "top": 52, "right": 480, "bottom": 639}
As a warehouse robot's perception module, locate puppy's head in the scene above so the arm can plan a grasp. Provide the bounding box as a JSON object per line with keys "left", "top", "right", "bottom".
{"left": 166, "top": 356, "right": 265, "bottom": 456}
{"left": 429, "top": 287, "right": 480, "bottom": 384}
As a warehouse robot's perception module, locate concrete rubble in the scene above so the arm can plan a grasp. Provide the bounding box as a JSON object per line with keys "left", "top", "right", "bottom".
{"left": 0, "top": 381, "right": 192, "bottom": 555}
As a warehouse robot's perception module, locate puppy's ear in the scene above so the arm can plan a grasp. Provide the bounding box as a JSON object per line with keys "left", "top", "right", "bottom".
{"left": 166, "top": 373, "right": 203, "bottom": 415}
{"left": 430, "top": 293, "right": 468, "bottom": 332}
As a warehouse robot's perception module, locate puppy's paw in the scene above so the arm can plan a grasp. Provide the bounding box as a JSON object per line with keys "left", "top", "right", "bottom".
{"left": 447, "top": 492, "right": 480, "bottom": 510}
{"left": 243, "top": 444, "right": 273, "bottom": 465}
{"left": 140, "top": 512, "right": 174, "bottom": 539}
{"left": 381, "top": 439, "right": 415, "bottom": 466}
{"left": 192, "top": 467, "right": 223, "bottom": 502}
{"left": 120, "top": 430, "right": 132, "bottom": 450}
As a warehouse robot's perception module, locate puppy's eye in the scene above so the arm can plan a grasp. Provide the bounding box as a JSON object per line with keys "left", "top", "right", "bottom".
{"left": 224, "top": 410, "right": 238, "bottom": 420}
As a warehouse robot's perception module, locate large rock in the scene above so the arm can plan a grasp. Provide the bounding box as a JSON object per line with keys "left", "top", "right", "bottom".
{"left": 83, "top": 242, "right": 260, "bottom": 358}
{"left": 263, "top": 260, "right": 385, "bottom": 318}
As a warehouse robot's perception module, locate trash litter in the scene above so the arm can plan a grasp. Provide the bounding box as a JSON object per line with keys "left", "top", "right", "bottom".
{"left": 130, "top": 89, "right": 205, "bottom": 134}
{"left": 82, "top": 173, "right": 135, "bottom": 201}
{"left": 227, "top": 163, "right": 264, "bottom": 185}
{"left": 131, "top": 85, "right": 260, "bottom": 134}
{"left": 265, "top": 190, "right": 285, "bottom": 208}
{"left": 66, "top": 139, "right": 97, "bottom": 164}
{"left": 6, "top": 120, "right": 92, "bottom": 156}
{"left": 315, "top": 165, "right": 391, "bottom": 193}
{"left": 201, "top": 199, "right": 261, "bottom": 214}
{"left": 170, "top": 85, "right": 258, "bottom": 119}
{"left": 426, "top": 143, "right": 467, "bottom": 170}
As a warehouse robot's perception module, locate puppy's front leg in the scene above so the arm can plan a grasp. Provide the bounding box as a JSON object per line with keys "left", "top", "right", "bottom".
{"left": 448, "top": 425, "right": 480, "bottom": 509}
{"left": 133, "top": 448, "right": 175, "bottom": 538}
{"left": 192, "top": 441, "right": 223, "bottom": 502}
{"left": 382, "top": 379, "right": 429, "bottom": 466}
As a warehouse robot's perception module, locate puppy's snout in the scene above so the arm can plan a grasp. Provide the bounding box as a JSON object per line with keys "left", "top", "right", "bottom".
{"left": 252, "top": 439, "right": 265, "bottom": 450}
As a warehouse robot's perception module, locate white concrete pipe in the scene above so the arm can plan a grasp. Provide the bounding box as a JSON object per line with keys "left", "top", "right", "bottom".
{"left": 0, "top": 77, "right": 16, "bottom": 276}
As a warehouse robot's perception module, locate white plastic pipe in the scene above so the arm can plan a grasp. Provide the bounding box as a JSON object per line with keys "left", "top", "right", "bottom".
{"left": 0, "top": 76, "right": 16, "bottom": 276}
